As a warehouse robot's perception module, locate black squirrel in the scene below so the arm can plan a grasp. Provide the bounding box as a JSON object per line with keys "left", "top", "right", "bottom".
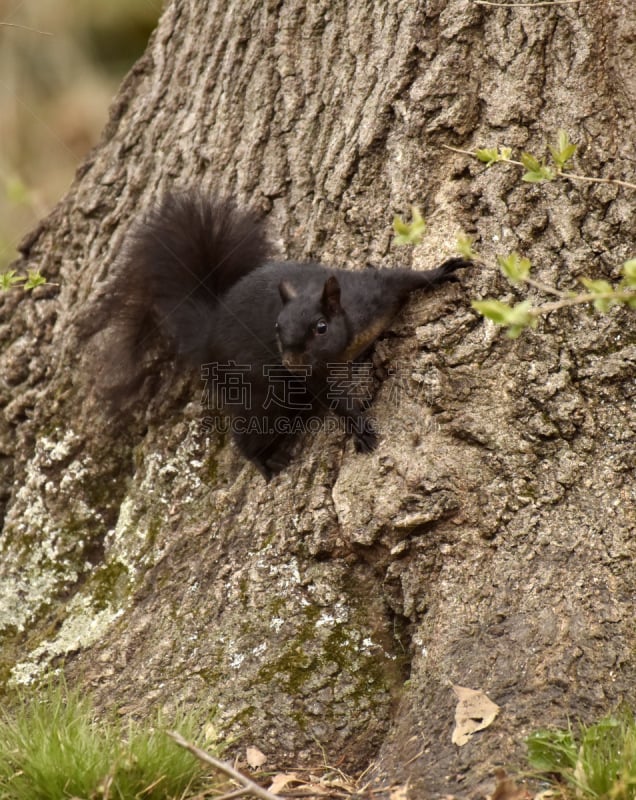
{"left": 98, "top": 190, "right": 469, "bottom": 479}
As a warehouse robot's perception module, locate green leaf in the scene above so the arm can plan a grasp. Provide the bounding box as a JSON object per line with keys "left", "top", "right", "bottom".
{"left": 393, "top": 206, "right": 426, "bottom": 245}
{"left": 476, "top": 147, "right": 505, "bottom": 166}
{"left": 472, "top": 299, "right": 536, "bottom": 336}
{"left": 520, "top": 152, "right": 541, "bottom": 172}
{"left": 0, "top": 269, "right": 25, "bottom": 291}
{"left": 506, "top": 300, "right": 537, "bottom": 337}
{"left": 621, "top": 258, "right": 636, "bottom": 287}
{"left": 580, "top": 277, "right": 616, "bottom": 312}
{"left": 580, "top": 278, "right": 613, "bottom": 294}
{"left": 527, "top": 729, "right": 577, "bottom": 773}
{"left": 471, "top": 299, "right": 514, "bottom": 325}
{"left": 410, "top": 205, "right": 425, "bottom": 227}
{"left": 456, "top": 232, "right": 478, "bottom": 261}
{"left": 614, "top": 292, "right": 636, "bottom": 307}
{"left": 497, "top": 252, "right": 531, "bottom": 284}
{"left": 506, "top": 326, "right": 523, "bottom": 338}
{"left": 548, "top": 129, "right": 578, "bottom": 170}
{"left": 393, "top": 216, "right": 411, "bottom": 236}
{"left": 556, "top": 129, "right": 569, "bottom": 153}
{"left": 475, "top": 146, "right": 513, "bottom": 166}
{"left": 521, "top": 166, "right": 556, "bottom": 183}
{"left": 520, "top": 151, "right": 555, "bottom": 183}
{"left": 23, "top": 269, "right": 47, "bottom": 291}
{"left": 521, "top": 165, "right": 556, "bottom": 183}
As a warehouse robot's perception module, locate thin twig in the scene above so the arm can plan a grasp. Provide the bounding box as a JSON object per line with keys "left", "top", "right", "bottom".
{"left": 443, "top": 144, "right": 484, "bottom": 157}
{"left": 472, "top": 256, "right": 572, "bottom": 299}
{"left": 168, "top": 731, "right": 281, "bottom": 800}
{"left": 475, "top": 0, "right": 580, "bottom": 5}
{"left": 554, "top": 171, "right": 636, "bottom": 191}
{"left": 403, "top": 748, "right": 425, "bottom": 767}
{"left": 216, "top": 789, "right": 250, "bottom": 799}
{"left": 441, "top": 144, "right": 636, "bottom": 191}
{"left": 525, "top": 277, "right": 570, "bottom": 298}
{"left": 0, "top": 21, "right": 52, "bottom": 35}
{"left": 530, "top": 290, "right": 635, "bottom": 316}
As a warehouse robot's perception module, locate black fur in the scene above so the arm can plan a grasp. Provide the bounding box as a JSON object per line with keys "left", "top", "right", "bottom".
{"left": 93, "top": 189, "right": 469, "bottom": 478}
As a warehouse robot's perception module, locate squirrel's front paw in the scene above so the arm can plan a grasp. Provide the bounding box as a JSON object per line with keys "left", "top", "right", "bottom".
{"left": 266, "top": 449, "right": 292, "bottom": 474}
{"left": 439, "top": 257, "right": 471, "bottom": 282}
{"left": 250, "top": 448, "right": 292, "bottom": 482}
{"left": 353, "top": 418, "right": 378, "bottom": 454}
{"left": 441, "top": 256, "right": 472, "bottom": 273}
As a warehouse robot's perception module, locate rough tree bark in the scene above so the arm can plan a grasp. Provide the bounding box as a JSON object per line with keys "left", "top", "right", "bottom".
{"left": 0, "top": 1, "right": 634, "bottom": 797}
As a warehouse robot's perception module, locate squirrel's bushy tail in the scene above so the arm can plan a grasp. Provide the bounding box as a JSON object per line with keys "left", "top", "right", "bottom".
{"left": 123, "top": 191, "right": 269, "bottom": 360}
{"left": 88, "top": 190, "right": 269, "bottom": 405}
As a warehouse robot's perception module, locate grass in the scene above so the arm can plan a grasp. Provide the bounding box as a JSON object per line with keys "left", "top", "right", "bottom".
{"left": 0, "top": 681, "right": 215, "bottom": 799}
{"left": 527, "top": 714, "right": 636, "bottom": 800}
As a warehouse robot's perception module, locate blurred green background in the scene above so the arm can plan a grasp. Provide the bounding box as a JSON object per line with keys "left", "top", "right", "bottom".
{"left": 0, "top": 0, "right": 162, "bottom": 268}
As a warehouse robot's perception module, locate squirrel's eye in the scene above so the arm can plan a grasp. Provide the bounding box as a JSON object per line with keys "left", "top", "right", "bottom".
{"left": 315, "top": 320, "right": 328, "bottom": 335}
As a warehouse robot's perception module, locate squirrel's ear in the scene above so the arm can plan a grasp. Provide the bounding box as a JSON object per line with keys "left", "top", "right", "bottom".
{"left": 279, "top": 280, "right": 297, "bottom": 304}
{"left": 321, "top": 275, "right": 341, "bottom": 315}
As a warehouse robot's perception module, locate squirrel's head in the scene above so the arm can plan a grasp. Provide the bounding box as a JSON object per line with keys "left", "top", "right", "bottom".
{"left": 276, "top": 275, "right": 350, "bottom": 372}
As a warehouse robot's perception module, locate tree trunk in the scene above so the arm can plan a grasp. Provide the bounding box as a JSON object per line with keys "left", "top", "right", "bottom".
{"left": 1, "top": 0, "right": 634, "bottom": 796}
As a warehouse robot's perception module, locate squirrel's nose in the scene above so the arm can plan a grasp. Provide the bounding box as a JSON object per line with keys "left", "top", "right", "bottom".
{"left": 281, "top": 351, "right": 307, "bottom": 371}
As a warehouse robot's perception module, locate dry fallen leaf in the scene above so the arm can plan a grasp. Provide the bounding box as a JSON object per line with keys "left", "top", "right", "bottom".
{"left": 451, "top": 684, "right": 500, "bottom": 746}
{"left": 246, "top": 745, "right": 267, "bottom": 769}
{"left": 292, "top": 783, "right": 331, "bottom": 796}
{"left": 269, "top": 772, "right": 300, "bottom": 794}
{"left": 390, "top": 783, "right": 409, "bottom": 799}
{"left": 489, "top": 768, "right": 531, "bottom": 800}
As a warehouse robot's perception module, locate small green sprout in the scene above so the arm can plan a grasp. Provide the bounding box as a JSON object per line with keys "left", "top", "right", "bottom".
{"left": 23, "top": 269, "right": 47, "bottom": 291}
{"left": 548, "top": 129, "right": 578, "bottom": 170}
{"left": 580, "top": 277, "right": 617, "bottom": 312}
{"left": 520, "top": 152, "right": 555, "bottom": 183}
{"left": 475, "top": 146, "right": 512, "bottom": 166}
{"left": 497, "top": 252, "right": 531, "bottom": 284}
{"left": 456, "top": 232, "right": 479, "bottom": 261}
{"left": 0, "top": 270, "right": 24, "bottom": 290}
{"left": 393, "top": 206, "right": 426, "bottom": 245}
{"left": 472, "top": 298, "right": 537, "bottom": 338}
{"left": 0, "top": 268, "right": 48, "bottom": 292}
{"left": 620, "top": 258, "right": 636, "bottom": 288}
